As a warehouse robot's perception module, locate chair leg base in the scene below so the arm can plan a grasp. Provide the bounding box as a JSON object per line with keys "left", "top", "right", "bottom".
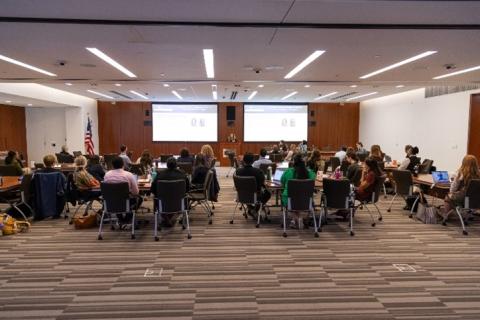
{"left": 282, "top": 232, "right": 287, "bottom": 238}
{"left": 350, "top": 231, "right": 355, "bottom": 236}
{"left": 463, "top": 230, "right": 468, "bottom": 236}
{"left": 378, "top": 217, "right": 383, "bottom": 221}
{"left": 314, "top": 232, "right": 319, "bottom": 238}
{"left": 208, "top": 219, "right": 213, "bottom": 225}
{"left": 371, "top": 223, "right": 376, "bottom": 227}
{"left": 387, "top": 209, "right": 391, "bottom": 212}
{"left": 187, "top": 234, "right": 192, "bottom": 239}
{"left": 131, "top": 234, "right": 136, "bottom": 239}
{"left": 229, "top": 220, "right": 233, "bottom": 224}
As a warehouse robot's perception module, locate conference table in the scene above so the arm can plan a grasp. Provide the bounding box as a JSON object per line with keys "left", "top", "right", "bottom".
{"left": 0, "top": 176, "right": 22, "bottom": 193}
{"left": 265, "top": 178, "right": 323, "bottom": 208}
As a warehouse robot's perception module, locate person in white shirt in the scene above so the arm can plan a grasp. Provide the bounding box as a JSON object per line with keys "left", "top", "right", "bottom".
{"left": 334, "top": 146, "right": 347, "bottom": 162}
{"left": 253, "top": 148, "right": 273, "bottom": 168}
{"left": 119, "top": 144, "right": 132, "bottom": 169}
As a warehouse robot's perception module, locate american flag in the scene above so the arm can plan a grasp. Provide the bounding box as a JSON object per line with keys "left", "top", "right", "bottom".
{"left": 84, "top": 117, "right": 95, "bottom": 156}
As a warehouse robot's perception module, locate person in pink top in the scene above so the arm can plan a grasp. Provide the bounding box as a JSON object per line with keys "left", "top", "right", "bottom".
{"left": 104, "top": 156, "right": 142, "bottom": 225}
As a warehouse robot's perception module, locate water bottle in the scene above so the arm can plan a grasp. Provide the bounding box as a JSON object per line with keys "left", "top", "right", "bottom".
{"left": 267, "top": 166, "right": 272, "bottom": 180}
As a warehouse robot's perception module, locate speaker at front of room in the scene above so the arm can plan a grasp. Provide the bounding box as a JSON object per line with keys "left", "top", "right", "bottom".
{"left": 226, "top": 106, "right": 236, "bottom": 121}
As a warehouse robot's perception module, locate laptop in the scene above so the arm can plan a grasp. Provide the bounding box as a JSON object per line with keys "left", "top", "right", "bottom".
{"left": 432, "top": 171, "right": 450, "bottom": 184}
{"left": 272, "top": 168, "right": 286, "bottom": 184}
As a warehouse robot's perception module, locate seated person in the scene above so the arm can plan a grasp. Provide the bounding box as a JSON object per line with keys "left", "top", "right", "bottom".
{"left": 150, "top": 157, "right": 190, "bottom": 227}
{"left": 398, "top": 145, "right": 420, "bottom": 173}
{"left": 136, "top": 149, "right": 153, "bottom": 173}
{"left": 284, "top": 144, "right": 297, "bottom": 162}
{"left": 4, "top": 150, "right": 24, "bottom": 176}
{"left": 235, "top": 152, "right": 271, "bottom": 215}
{"left": 370, "top": 144, "right": 385, "bottom": 163}
{"left": 104, "top": 156, "right": 142, "bottom": 226}
{"left": 306, "top": 149, "right": 321, "bottom": 173}
{"left": 298, "top": 140, "right": 308, "bottom": 154}
{"left": 271, "top": 145, "right": 280, "bottom": 155}
{"left": 87, "top": 155, "right": 105, "bottom": 182}
{"left": 334, "top": 146, "right": 347, "bottom": 163}
{"left": 442, "top": 155, "right": 480, "bottom": 218}
{"left": 253, "top": 148, "right": 273, "bottom": 168}
{"left": 73, "top": 155, "right": 100, "bottom": 192}
{"left": 177, "top": 148, "right": 195, "bottom": 164}
{"left": 356, "top": 142, "right": 367, "bottom": 153}
{"left": 356, "top": 158, "right": 382, "bottom": 202}
{"left": 118, "top": 144, "right": 132, "bottom": 169}
{"left": 59, "top": 145, "right": 74, "bottom": 163}
{"left": 191, "top": 154, "right": 209, "bottom": 188}
{"left": 281, "top": 154, "right": 316, "bottom": 229}
{"left": 346, "top": 151, "right": 362, "bottom": 187}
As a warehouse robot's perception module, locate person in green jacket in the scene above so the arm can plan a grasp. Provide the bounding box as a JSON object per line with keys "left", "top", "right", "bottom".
{"left": 4, "top": 150, "right": 24, "bottom": 176}
{"left": 280, "top": 154, "right": 316, "bottom": 229}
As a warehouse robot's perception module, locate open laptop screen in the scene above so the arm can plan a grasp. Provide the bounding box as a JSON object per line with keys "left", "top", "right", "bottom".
{"left": 273, "top": 168, "right": 286, "bottom": 182}
{"left": 432, "top": 171, "right": 449, "bottom": 184}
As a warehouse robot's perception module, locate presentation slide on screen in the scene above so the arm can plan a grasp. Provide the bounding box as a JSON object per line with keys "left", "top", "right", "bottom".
{"left": 244, "top": 104, "right": 308, "bottom": 142}
{"left": 152, "top": 104, "right": 218, "bottom": 141}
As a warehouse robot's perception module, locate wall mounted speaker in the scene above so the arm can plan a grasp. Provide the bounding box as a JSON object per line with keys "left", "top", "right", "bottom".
{"left": 226, "top": 106, "right": 236, "bottom": 121}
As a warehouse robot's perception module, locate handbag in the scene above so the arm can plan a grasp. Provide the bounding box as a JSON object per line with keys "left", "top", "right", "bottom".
{"left": 415, "top": 192, "right": 438, "bottom": 224}
{"left": 74, "top": 212, "right": 98, "bottom": 229}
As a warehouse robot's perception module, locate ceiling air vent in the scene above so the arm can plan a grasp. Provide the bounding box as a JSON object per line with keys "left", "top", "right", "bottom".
{"left": 425, "top": 84, "right": 480, "bottom": 98}
{"left": 110, "top": 90, "right": 131, "bottom": 99}
{"left": 230, "top": 91, "right": 238, "bottom": 100}
{"left": 331, "top": 92, "right": 357, "bottom": 100}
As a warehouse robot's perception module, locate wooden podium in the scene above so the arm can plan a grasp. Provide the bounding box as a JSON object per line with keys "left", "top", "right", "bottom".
{"left": 219, "top": 142, "right": 242, "bottom": 166}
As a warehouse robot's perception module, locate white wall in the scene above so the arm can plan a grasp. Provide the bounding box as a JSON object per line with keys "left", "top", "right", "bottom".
{"left": 26, "top": 107, "right": 67, "bottom": 162}
{"left": 360, "top": 88, "right": 480, "bottom": 172}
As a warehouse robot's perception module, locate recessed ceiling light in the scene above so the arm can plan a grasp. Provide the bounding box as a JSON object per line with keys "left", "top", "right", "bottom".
{"left": 65, "top": 82, "right": 73, "bottom": 86}
{"left": 281, "top": 91, "right": 298, "bottom": 100}
{"left": 350, "top": 85, "right": 357, "bottom": 88}
{"left": 359, "top": 51, "right": 437, "bottom": 79}
{"left": 163, "top": 84, "right": 170, "bottom": 87}
{"left": 86, "top": 47, "right": 137, "bottom": 78}
{"left": 129, "top": 90, "right": 149, "bottom": 100}
{"left": 346, "top": 92, "right": 378, "bottom": 101}
{"left": 304, "top": 84, "right": 311, "bottom": 88}
{"left": 284, "top": 50, "right": 326, "bottom": 79}
{"left": 433, "top": 65, "right": 480, "bottom": 79}
{"left": 114, "top": 83, "right": 122, "bottom": 87}
{"left": 248, "top": 91, "right": 258, "bottom": 100}
{"left": 396, "top": 85, "right": 405, "bottom": 88}
{"left": 314, "top": 91, "right": 338, "bottom": 100}
{"left": 0, "top": 53, "right": 57, "bottom": 76}
{"left": 5, "top": 100, "right": 12, "bottom": 103}
{"left": 212, "top": 85, "right": 217, "bottom": 100}
{"left": 27, "top": 103, "right": 33, "bottom": 106}
{"left": 258, "top": 84, "right": 264, "bottom": 88}
{"left": 203, "top": 49, "right": 215, "bottom": 78}
{"left": 172, "top": 90, "right": 183, "bottom": 100}
{"left": 87, "top": 89, "right": 114, "bottom": 99}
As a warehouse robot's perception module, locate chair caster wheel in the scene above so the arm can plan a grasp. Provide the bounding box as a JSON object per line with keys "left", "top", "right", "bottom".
{"left": 182, "top": 225, "right": 186, "bottom": 230}
{"left": 131, "top": 234, "right": 136, "bottom": 239}
{"left": 212, "top": 205, "right": 215, "bottom": 210}
{"left": 69, "top": 221, "right": 73, "bottom": 225}
{"left": 319, "top": 228, "right": 322, "bottom": 232}
{"left": 463, "top": 230, "right": 468, "bottom": 235}
{"left": 378, "top": 217, "right": 383, "bottom": 221}
{"left": 442, "top": 221, "right": 447, "bottom": 226}
{"left": 350, "top": 231, "right": 355, "bottom": 236}
{"left": 314, "top": 232, "right": 319, "bottom": 238}
{"left": 110, "top": 225, "right": 115, "bottom": 230}
{"left": 464, "top": 221, "right": 469, "bottom": 226}
{"left": 387, "top": 209, "right": 391, "bottom": 212}
{"left": 97, "top": 235, "right": 103, "bottom": 240}
{"left": 187, "top": 234, "right": 192, "bottom": 239}
{"left": 255, "top": 224, "right": 259, "bottom": 228}
{"left": 229, "top": 220, "right": 233, "bottom": 224}
{"left": 154, "top": 236, "right": 159, "bottom": 241}
{"left": 371, "top": 223, "right": 376, "bottom": 227}
{"left": 408, "top": 215, "right": 413, "bottom": 219}
{"left": 208, "top": 220, "right": 212, "bottom": 225}
{"left": 283, "top": 232, "right": 287, "bottom": 238}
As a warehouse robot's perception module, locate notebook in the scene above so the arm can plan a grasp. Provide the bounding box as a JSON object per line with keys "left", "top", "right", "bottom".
{"left": 432, "top": 171, "right": 450, "bottom": 184}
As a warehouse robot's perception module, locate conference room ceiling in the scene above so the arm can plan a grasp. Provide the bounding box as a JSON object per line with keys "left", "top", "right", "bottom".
{"left": 0, "top": 0, "right": 479, "bottom": 104}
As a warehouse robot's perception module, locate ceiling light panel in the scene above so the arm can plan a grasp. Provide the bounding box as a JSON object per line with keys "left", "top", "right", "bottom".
{"left": 281, "top": 91, "right": 298, "bottom": 100}
{"left": 0, "top": 54, "right": 56, "bottom": 76}
{"left": 86, "top": 48, "right": 137, "bottom": 78}
{"left": 284, "top": 50, "right": 325, "bottom": 79}
{"left": 129, "top": 90, "right": 149, "bottom": 100}
{"left": 346, "top": 92, "right": 378, "bottom": 101}
{"left": 433, "top": 65, "right": 480, "bottom": 79}
{"left": 248, "top": 91, "right": 258, "bottom": 100}
{"left": 87, "top": 89, "right": 114, "bottom": 99}
{"left": 172, "top": 90, "right": 183, "bottom": 100}
{"left": 203, "top": 49, "right": 215, "bottom": 78}
{"left": 314, "top": 91, "right": 338, "bottom": 100}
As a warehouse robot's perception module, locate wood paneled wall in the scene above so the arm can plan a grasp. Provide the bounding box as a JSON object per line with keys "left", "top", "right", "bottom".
{"left": 468, "top": 94, "right": 480, "bottom": 160}
{"left": 97, "top": 101, "right": 359, "bottom": 159}
{"left": 0, "top": 104, "right": 28, "bottom": 160}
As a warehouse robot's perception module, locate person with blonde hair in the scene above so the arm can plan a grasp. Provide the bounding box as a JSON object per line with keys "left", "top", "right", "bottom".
{"left": 200, "top": 144, "right": 215, "bottom": 168}
{"left": 284, "top": 144, "right": 297, "bottom": 162}
{"left": 443, "top": 155, "right": 480, "bottom": 217}
{"left": 73, "top": 155, "right": 100, "bottom": 191}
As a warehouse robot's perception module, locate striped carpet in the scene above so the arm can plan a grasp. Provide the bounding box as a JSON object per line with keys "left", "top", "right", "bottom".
{"left": 1, "top": 167, "right": 480, "bottom": 320}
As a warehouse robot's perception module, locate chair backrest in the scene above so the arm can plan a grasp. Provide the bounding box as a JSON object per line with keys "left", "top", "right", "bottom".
{"left": 0, "top": 165, "right": 21, "bottom": 176}
{"left": 155, "top": 179, "right": 186, "bottom": 213}
{"left": 349, "top": 164, "right": 363, "bottom": 187}
{"left": 322, "top": 178, "right": 351, "bottom": 209}
{"left": 392, "top": 169, "right": 413, "bottom": 196}
{"left": 103, "top": 154, "right": 116, "bottom": 170}
{"left": 371, "top": 175, "right": 386, "bottom": 203}
{"left": 56, "top": 153, "right": 74, "bottom": 164}
{"left": 129, "top": 163, "right": 144, "bottom": 176}
{"left": 339, "top": 160, "right": 349, "bottom": 176}
{"left": 465, "top": 179, "right": 480, "bottom": 209}
{"left": 20, "top": 173, "right": 33, "bottom": 202}
{"left": 330, "top": 157, "right": 340, "bottom": 171}
{"left": 160, "top": 154, "right": 173, "bottom": 163}
{"left": 100, "top": 182, "right": 130, "bottom": 213}
{"left": 287, "top": 179, "right": 315, "bottom": 211}
{"left": 259, "top": 163, "right": 277, "bottom": 175}
{"left": 203, "top": 170, "right": 214, "bottom": 199}
{"left": 233, "top": 175, "right": 257, "bottom": 204}
{"left": 177, "top": 162, "right": 193, "bottom": 175}
{"left": 73, "top": 151, "right": 82, "bottom": 158}
{"left": 34, "top": 163, "right": 45, "bottom": 169}
{"left": 419, "top": 159, "right": 434, "bottom": 174}
{"left": 270, "top": 153, "right": 283, "bottom": 163}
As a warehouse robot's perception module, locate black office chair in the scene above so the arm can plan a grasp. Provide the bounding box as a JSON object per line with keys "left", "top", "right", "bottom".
{"left": 154, "top": 179, "right": 191, "bottom": 240}
{"left": 129, "top": 163, "right": 145, "bottom": 176}
{"left": 387, "top": 169, "right": 420, "bottom": 217}
{"left": 443, "top": 179, "right": 480, "bottom": 236}
{"left": 34, "top": 163, "right": 45, "bottom": 170}
{"left": 98, "top": 182, "right": 135, "bottom": 240}
{"left": 56, "top": 153, "right": 74, "bottom": 164}
{"left": 188, "top": 170, "right": 214, "bottom": 224}
{"left": 259, "top": 163, "right": 276, "bottom": 176}
{"left": 160, "top": 154, "right": 173, "bottom": 163}
{"left": 103, "top": 154, "right": 116, "bottom": 170}
{"left": 230, "top": 175, "right": 266, "bottom": 227}
{"left": 324, "top": 156, "right": 341, "bottom": 174}
{"left": 226, "top": 152, "right": 238, "bottom": 178}
{"left": 320, "top": 178, "right": 354, "bottom": 235}
{"left": 282, "top": 179, "right": 319, "bottom": 238}
{"left": 177, "top": 162, "right": 193, "bottom": 175}
{"left": 419, "top": 159, "right": 434, "bottom": 174}
{"left": 66, "top": 173, "right": 101, "bottom": 224}
{"left": 0, "top": 165, "right": 22, "bottom": 176}
{"left": 2, "top": 174, "right": 35, "bottom": 221}
{"left": 356, "top": 175, "right": 386, "bottom": 226}
{"left": 31, "top": 171, "right": 67, "bottom": 220}
{"left": 270, "top": 154, "right": 283, "bottom": 163}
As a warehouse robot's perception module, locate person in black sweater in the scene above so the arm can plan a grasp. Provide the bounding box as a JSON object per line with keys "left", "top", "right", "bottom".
{"left": 87, "top": 155, "right": 105, "bottom": 181}
{"left": 346, "top": 150, "right": 362, "bottom": 187}
{"left": 191, "top": 154, "right": 209, "bottom": 188}
{"left": 177, "top": 148, "right": 195, "bottom": 164}
{"left": 235, "top": 152, "right": 271, "bottom": 214}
